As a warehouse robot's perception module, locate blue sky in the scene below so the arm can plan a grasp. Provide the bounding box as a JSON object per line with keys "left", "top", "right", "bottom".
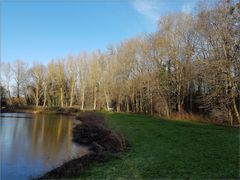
{"left": 1, "top": 0, "right": 199, "bottom": 64}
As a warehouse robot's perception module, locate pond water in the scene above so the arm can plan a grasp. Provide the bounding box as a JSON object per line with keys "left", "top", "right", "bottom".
{"left": 0, "top": 113, "right": 88, "bottom": 180}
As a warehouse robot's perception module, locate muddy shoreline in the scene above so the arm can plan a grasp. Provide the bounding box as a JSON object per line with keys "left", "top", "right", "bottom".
{"left": 34, "top": 112, "right": 127, "bottom": 179}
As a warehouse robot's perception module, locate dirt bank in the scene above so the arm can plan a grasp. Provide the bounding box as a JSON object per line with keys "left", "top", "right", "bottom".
{"left": 36, "top": 112, "right": 127, "bottom": 179}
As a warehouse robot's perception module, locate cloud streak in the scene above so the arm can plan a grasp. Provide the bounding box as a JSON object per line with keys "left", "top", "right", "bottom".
{"left": 132, "top": 0, "right": 161, "bottom": 23}
{"left": 181, "top": 2, "right": 194, "bottom": 14}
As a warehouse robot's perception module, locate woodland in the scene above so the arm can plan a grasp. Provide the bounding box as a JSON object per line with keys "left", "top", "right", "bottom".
{"left": 1, "top": 1, "right": 240, "bottom": 126}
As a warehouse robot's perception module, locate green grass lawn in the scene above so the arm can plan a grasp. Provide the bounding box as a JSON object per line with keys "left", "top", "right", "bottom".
{"left": 77, "top": 112, "right": 239, "bottom": 179}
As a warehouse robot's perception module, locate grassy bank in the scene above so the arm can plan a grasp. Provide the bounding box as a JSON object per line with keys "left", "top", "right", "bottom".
{"left": 1, "top": 106, "right": 82, "bottom": 115}
{"left": 77, "top": 112, "right": 239, "bottom": 179}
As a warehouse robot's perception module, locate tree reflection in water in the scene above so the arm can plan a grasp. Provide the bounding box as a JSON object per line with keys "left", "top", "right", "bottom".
{"left": 0, "top": 113, "right": 88, "bottom": 180}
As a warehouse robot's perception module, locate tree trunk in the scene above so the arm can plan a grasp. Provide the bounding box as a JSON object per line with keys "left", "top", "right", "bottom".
{"left": 7, "top": 85, "right": 12, "bottom": 104}
{"left": 117, "top": 95, "right": 121, "bottom": 112}
{"left": 232, "top": 95, "right": 240, "bottom": 124}
{"left": 190, "top": 87, "right": 193, "bottom": 112}
{"left": 126, "top": 96, "right": 130, "bottom": 112}
{"left": 229, "top": 79, "right": 240, "bottom": 125}
{"left": 69, "top": 82, "right": 74, "bottom": 107}
{"left": 131, "top": 93, "right": 135, "bottom": 112}
{"left": 104, "top": 90, "right": 109, "bottom": 110}
{"left": 136, "top": 91, "right": 140, "bottom": 112}
{"left": 81, "top": 88, "right": 85, "bottom": 110}
{"left": 139, "top": 88, "right": 143, "bottom": 113}
{"left": 177, "top": 82, "right": 182, "bottom": 113}
{"left": 165, "top": 101, "right": 170, "bottom": 118}
{"left": 93, "top": 86, "right": 97, "bottom": 110}
{"left": 177, "top": 64, "right": 183, "bottom": 113}
{"left": 35, "top": 83, "right": 39, "bottom": 107}
{"left": 150, "top": 91, "right": 153, "bottom": 115}
{"left": 60, "top": 87, "right": 64, "bottom": 107}
{"left": 228, "top": 109, "right": 233, "bottom": 126}
{"left": 17, "top": 82, "right": 20, "bottom": 98}
{"left": 177, "top": 98, "right": 181, "bottom": 113}
{"left": 43, "top": 85, "right": 47, "bottom": 107}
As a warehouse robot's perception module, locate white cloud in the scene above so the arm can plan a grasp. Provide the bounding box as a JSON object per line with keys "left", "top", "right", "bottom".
{"left": 181, "top": 2, "right": 194, "bottom": 14}
{"left": 132, "top": 0, "right": 161, "bottom": 23}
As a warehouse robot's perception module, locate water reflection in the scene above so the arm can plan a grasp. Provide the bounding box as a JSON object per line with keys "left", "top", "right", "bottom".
{"left": 0, "top": 113, "right": 88, "bottom": 180}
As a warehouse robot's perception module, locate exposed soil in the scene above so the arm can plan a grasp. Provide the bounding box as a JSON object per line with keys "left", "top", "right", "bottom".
{"left": 35, "top": 112, "right": 127, "bottom": 179}
{"left": 73, "top": 112, "right": 126, "bottom": 153}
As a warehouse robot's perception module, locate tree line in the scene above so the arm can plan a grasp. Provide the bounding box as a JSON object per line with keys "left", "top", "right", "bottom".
{"left": 1, "top": 1, "right": 239, "bottom": 125}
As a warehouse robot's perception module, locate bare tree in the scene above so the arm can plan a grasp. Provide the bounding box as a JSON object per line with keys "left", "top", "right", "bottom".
{"left": 77, "top": 53, "right": 89, "bottom": 110}
{"left": 66, "top": 56, "right": 77, "bottom": 107}
{"left": 1, "top": 62, "right": 13, "bottom": 103}
{"left": 30, "top": 63, "right": 46, "bottom": 107}
{"left": 12, "top": 60, "right": 28, "bottom": 99}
